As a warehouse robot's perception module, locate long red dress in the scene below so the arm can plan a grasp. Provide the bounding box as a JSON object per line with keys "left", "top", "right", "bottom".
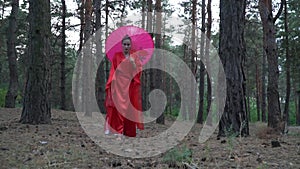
{"left": 104, "top": 51, "right": 144, "bottom": 137}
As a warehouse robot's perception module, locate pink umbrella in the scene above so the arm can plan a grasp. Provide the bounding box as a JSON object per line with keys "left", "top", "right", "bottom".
{"left": 105, "top": 25, "right": 154, "bottom": 65}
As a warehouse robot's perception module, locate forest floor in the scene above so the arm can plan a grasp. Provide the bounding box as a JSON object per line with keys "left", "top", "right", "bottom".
{"left": 0, "top": 108, "right": 299, "bottom": 169}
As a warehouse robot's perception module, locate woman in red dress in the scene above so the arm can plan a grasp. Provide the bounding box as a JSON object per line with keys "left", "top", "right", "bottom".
{"left": 104, "top": 35, "right": 144, "bottom": 137}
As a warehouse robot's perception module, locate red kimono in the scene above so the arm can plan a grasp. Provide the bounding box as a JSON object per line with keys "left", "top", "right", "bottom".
{"left": 104, "top": 51, "right": 144, "bottom": 137}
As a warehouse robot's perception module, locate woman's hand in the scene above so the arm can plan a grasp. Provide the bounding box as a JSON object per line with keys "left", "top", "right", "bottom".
{"left": 129, "top": 56, "right": 136, "bottom": 69}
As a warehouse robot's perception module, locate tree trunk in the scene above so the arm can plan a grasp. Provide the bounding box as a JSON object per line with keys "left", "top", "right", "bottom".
{"left": 155, "top": 0, "right": 164, "bottom": 124}
{"left": 5, "top": 0, "right": 19, "bottom": 108}
{"left": 283, "top": 0, "right": 290, "bottom": 125}
{"left": 94, "top": 0, "right": 105, "bottom": 114}
{"left": 256, "top": 64, "right": 261, "bottom": 121}
{"left": 82, "top": 0, "right": 93, "bottom": 115}
{"left": 20, "top": 0, "right": 51, "bottom": 124}
{"left": 218, "top": 0, "right": 249, "bottom": 137}
{"left": 297, "top": 90, "right": 300, "bottom": 125}
{"left": 189, "top": 0, "right": 197, "bottom": 121}
{"left": 60, "top": 0, "right": 66, "bottom": 110}
{"left": 74, "top": 0, "right": 85, "bottom": 111}
{"left": 206, "top": 0, "right": 212, "bottom": 126}
{"left": 197, "top": 0, "right": 205, "bottom": 124}
{"left": 259, "top": 0, "right": 283, "bottom": 133}
{"left": 141, "top": 0, "right": 146, "bottom": 29}
{"left": 147, "top": 0, "right": 154, "bottom": 115}
{"left": 261, "top": 51, "right": 267, "bottom": 122}
{"left": 105, "top": 0, "right": 110, "bottom": 84}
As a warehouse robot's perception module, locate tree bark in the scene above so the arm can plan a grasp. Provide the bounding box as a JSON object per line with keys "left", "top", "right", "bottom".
{"left": 206, "top": 0, "right": 212, "bottom": 126}
{"left": 197, "top": 0, "right": 205, "bottom": 124}
{"left": 218, "top": 0, "right": 249, "bottom": 137}
{"left": 297, "top": 90, "right": 300, "bottom": 125}
{"left": 155, "top": 0, "right": 164, "bottom": 124}
{"left": 82, "top": 0, "right": 93, "bottom": 115}
{"left": 261, "top": 51, "right": 267, "bottom": 122}
{"left": 20, "top": 0, "right": 51, "bottom": 124}
{"left": 259, "top": 0, "right": 283, "bottom": 132}
{"left": 283, "top": 0, "right": 290, "bottom": 125}
{"left": 74, "top": 0, "right": 85, "bottom": 111}
{"left": 256, "top": 64, "right": 261, "bottom": 121}
{"left": 5, "top": 0, "right": 19, "bottom": 108}
{"left": 141, "top": 0, "right": 146, "bottom": 29}
{"left": 60, "top": 0, "right": 66, "bottom": 110}
{"left": 189, "top": 0, "right": 197, "bottom": 121}
{"left": 94, "top": 0, "right": 105, "bottom": 114}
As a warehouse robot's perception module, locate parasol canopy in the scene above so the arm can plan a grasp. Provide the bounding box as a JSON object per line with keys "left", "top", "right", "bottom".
{"left": 105, "top": 25, "right": 154, "bottom": 65}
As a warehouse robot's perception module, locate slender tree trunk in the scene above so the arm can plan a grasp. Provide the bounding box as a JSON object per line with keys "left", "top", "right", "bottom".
{"left": 197, "top": 0, "right": 205, "bottom": 124}
{"left": 259, "top": 0, "right": 284, "bottom": 132}
{"left": 141, "top": 0, "right": 146, "bottom": 29}
{"left": 5, "top": 0, "right": 19, "bottom": 108}
{"left": 256, "top": 64, "right": 261, "bottom": 121}
{"left": 206, "top": 0, "right": 212, "bottom": 125}
{"left": 141, "top": 1, "right": 150, "bottom": 112}
{"left": 82, "top": 0, "right": 93, "bottom": 115}
{"left": 283, "top": 0, "right": 290, "bottom": 125}
{"left": 94, "top": 0, "right": 105, "bottom": 114}
{"left": 60, "top": 0, "right": 66, "bottom": 110}
{"left": 218, "top": 0, "right": 249, "bottom": 137}
{"left": 297, "top": 90, "right": 300, "bottom": 125}
{"left": 105, "top": 0, "right": 109, "bottom": 84}
{"left": 20, "top": 0, "right": 51, "bottom": 124}
{"left": 155, "top": 0, "right": 164, "bottom": 124}
{"left": 74, "top": 1, "right": 85, "bottom": 111}
{"left": 189, "top": 0, "right": 197, "bottom": 121}
{"left": 77, "top": 1, "right": 85, "bottom": 54}
{"left": 147, "top": 0, "right": 154, "bottom": 115}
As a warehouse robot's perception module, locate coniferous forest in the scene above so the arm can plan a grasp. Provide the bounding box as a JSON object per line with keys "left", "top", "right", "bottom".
{"left": 0, "top": 0, "right": 299, "bottom": 168}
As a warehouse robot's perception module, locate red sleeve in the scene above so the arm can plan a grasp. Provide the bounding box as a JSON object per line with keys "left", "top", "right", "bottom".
{"left": 132, "top": 53, "right": 142, "bottom": 84}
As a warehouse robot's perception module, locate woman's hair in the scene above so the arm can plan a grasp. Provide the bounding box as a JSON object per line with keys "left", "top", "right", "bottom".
{"left": 122, "top": 35, "right": 131, "bottom": 43}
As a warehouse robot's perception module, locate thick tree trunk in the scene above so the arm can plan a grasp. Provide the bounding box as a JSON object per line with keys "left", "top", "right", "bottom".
{"left": 5, "top": 0, "right": 19, "bottom": 108}
{"left": 20, "top": 0, "right": 51, "bottom": 124}
{"left": 261, "top": 52, "right": 267, "bottom": 122}
{"left": 218, "top": 0, "right": 249, "bottom": 137}
{"left": 259, "top": 0, "right": 283, "bottom": 132}
{"left": 60, "top": 0, "right": 66, "bottom": 110}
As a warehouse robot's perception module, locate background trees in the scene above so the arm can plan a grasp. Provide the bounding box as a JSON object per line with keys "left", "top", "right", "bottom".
{"left": 0, "top": 0, "right": 299, "bottom": 129}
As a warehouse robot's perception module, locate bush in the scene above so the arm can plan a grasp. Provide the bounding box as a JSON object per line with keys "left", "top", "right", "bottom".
{"left": 163, "top": 145, "right": 192, "bottom": 166}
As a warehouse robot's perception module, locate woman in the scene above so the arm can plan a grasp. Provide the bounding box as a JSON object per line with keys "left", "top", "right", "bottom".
{"left": 104, "top": 35, "right": 144, "bottom": 138}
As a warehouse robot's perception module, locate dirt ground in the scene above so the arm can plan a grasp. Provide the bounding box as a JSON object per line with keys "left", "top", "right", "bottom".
{"left": 0, "top": 108, "right": 299, "bottom": 169}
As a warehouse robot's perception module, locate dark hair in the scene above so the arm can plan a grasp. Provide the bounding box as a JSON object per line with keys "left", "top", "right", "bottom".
{"left": 122, "top": 35, "right": 131, "bottom": 43}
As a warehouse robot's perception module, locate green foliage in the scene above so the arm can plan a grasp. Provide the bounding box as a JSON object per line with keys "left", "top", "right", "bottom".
{"left": 163, "top": 145, "right": 192, "bottom": 165}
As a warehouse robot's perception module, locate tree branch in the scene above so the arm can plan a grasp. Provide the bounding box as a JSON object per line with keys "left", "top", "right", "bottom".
{"left": 273, "top": 0, "right": 284, "bottom": 23}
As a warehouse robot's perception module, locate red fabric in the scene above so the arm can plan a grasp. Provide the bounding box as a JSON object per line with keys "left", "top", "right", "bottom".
{"left": 104, "top": 52, "right": 144, "bottom": 137}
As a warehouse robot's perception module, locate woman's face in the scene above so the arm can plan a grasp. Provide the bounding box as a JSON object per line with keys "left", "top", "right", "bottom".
{"left": 122, "top": 39, "right": 131, "bottom": 54}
